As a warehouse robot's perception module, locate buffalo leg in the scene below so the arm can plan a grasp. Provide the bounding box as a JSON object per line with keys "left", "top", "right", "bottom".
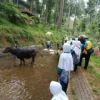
{"left": 20, "top": 59, "right": 25, "bottom": 66}
{"left": 31, "top": 53, "right": 36, "bottom": 65}
{"left": 20, "top": 60, "right": 22, "bottom": 65}
{"left": 22, "top": 59, "right": 25, "bottom": 66}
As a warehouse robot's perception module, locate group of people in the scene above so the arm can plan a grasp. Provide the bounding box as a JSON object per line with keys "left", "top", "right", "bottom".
{"left": 49, "top": 35, "right": 94, "bottom": 100}
{"left": 14, "top": 37, "right": 93, "bottom": 100}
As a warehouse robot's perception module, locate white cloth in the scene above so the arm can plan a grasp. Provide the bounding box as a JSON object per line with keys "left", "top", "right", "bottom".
{"left": 47, "top": 41, "right": 51, "bottom": 45}
{"left": 58, "top": 43, "right": 73, "bottom": 71}
{"left": 66, "top": 40, "right": 71, "bottom": 45}
{"left": 65, "top": 37, "right": 68, "bottom": 41}
{"left": 71, "top": 41, "right": 81, "bottom": 59}
{"left": 50, "top": 81, "right": 68, "bottom": 100}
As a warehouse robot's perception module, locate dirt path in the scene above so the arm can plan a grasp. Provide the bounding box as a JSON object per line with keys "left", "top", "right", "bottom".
{"left": 70, "top": 67, "right": 98, "bottom": 100}
{"left": 57, "top": 50, "right": 99, "bottom": 100}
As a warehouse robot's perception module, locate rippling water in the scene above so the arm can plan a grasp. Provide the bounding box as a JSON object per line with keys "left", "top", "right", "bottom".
{"left": 0, "top": 49, "right": 58, "bottom": 100}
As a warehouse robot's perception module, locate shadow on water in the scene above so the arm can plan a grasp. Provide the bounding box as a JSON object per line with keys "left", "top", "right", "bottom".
{"left": 0, "top": 49, "right": 59, "bottom": 100}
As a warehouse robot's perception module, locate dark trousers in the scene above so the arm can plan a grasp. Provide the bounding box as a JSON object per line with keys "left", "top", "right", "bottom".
{"left": 79, "top": 53, "right": 91, "bottom": 69}
{"left": 74, "top": 64, "right": 78, "bottom": 72}
{"left": 60, "top": 79, "right": 69, "bottom": 93}
{"left": 47, "top": 44, "right": 50, "bottom": 49}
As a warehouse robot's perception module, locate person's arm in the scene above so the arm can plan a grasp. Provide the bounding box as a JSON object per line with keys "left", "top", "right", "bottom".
{"left": 57, "top": 67, "right": 62, "bottom": 76}
{"left": 82, "top": 42, "right": 87, "bottom": 48}
{"left": 71, "top": 50, "right": 75, "bottom": 55}
{"left": 57, "top": 55, "right": 63, "bottom": 76}
{"left": 81, "top": 42, "right": 88, "bottom": 51}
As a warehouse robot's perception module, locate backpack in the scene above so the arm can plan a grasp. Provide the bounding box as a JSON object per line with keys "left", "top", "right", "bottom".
{"left": 87, "top": 48, "right": 94, "bottom": 55}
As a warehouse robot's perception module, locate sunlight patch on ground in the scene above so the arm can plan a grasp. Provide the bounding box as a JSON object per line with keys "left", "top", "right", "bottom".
{"left": 43, "top": 49, "right": 55, "bottom": 51}
{"left": 49, "top": 49, "right": 55, "bottom": 52}
{"left": 43, "top": 48, "right": 56, "bottom": 55}
{"left": 43, "top": 49, "right": 48, "bottom": 51}
{"left": 50, "top": 52, "right": 55, "bottom": 54}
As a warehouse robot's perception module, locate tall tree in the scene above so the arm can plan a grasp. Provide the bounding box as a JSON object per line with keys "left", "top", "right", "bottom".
{"left": 86, "top": 0, "right": 97, "bottom": 23}
{"left": 45, "top": 0, "right": 55, "bottom": 23}
{"left": 35, "top": 0, "right": 40, "bottom": 14}
{"left": 58, "top": 0, "right": 64, "bottom": 29}
{"left": 54, "top": 0, "right": 59, "bottom": 24}
{"left": 28, "top": 0, "right": 33, "bottom": 12}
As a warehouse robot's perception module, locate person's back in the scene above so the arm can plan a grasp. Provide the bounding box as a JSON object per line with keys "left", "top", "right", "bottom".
{"left": 57, "top": 43, "right": 73, "bottom": 93}
{"left": 46, "top": 40, "right": 51, "bottom": 49}
{"left": 83, "top": 40, "right": 92, "bottom": 54}
{"left": 71, "top": 40, "right": 81, "bottom": 72}
{"left": 47, "top": 41, "right": 51, "bottom": 45}
{"left": 59, "top": 43, "right": 73, "bottom": 70}
{"left": 78, "top": 35, "right": 93, "bottom": 70}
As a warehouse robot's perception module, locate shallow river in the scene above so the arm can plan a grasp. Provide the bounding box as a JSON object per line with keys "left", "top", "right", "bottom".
{"left": 0, "top": 48, "right": 58, "bottom": 100}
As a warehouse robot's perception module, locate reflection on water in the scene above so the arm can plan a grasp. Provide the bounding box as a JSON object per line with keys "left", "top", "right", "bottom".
{"left": 0, "top": 51, "right": 58, "bottom": 100}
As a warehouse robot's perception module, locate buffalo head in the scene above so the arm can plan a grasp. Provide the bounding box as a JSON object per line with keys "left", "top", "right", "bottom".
{"left": 3, "top": 47, "right": 13, "bottom": 53}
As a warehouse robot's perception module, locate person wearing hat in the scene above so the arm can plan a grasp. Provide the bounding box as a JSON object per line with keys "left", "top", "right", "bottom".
{"left": 78, "top": 35, "right": 94, "bottom": 70}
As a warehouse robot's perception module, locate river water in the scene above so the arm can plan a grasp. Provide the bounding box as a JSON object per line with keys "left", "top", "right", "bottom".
{"left": 0, "top": 48, "right": 58, "bottom": 100}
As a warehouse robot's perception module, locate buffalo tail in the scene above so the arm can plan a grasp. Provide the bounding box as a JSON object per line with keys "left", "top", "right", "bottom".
{"left": 36, "top": 51, "right": 43, "bottom": 57}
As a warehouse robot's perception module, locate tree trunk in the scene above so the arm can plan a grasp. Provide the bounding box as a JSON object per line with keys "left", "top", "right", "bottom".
{"left": 40, "top": 1, "right": 44, "bottom": 18}
{"left": 67, "top": 0, "right": 71, "bottom": 28}
{"left": 45, "top": 2, "right": 48, "bottom": 24}
{"left": 30, "top": 0, "right": 33, "bottom": 12}
{"left": 58, "top": 0, "right": 64, "bottom": 29}
{"left": 73, "top": 0, "right": 77, "bottom": 35}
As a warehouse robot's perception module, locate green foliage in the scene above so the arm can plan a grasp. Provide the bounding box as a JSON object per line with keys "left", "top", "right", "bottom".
{"left": 0, "top": 3, "right": 34, "bottom": 25}
{"left": 0, "top": 13, "right": 66, "bottom": 46}
{"left": 0, "top": 3, "right": 19, "bottom": 23}
{"left": 6, "top": 34, "right": 14, "bottom": 43}
{"left": 88, "top": 56, "right": 100, "bottom": 83}
{"left": 30, "top": 16, "right": 40, "bottom": 24}
{"left": 87, "top": 65, "right": 95, "bottom": 73}
{"left": 79, "top": 18, "right": 87, "bottom": 32}
{"left": 46, "top": 0, "right": 55, "bottom": 23}
{"left": 0, "top": 33, "right": 2, "bottom": 41}
{"left": 90, "top": 39, "right": 98, "bottom": 47}
{"left": 89, "top": 20, "right": 99, "bottom": 37}
{"left": 92, "top": 88, "right": 99, "bottom": 94}
{"left": 90, "top": 55, "right": 100, "bottom": 67}
{"left": 72, "top": 88, "right": 76, "bottom": 95}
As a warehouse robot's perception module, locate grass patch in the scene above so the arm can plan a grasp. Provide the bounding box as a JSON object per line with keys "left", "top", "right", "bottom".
{"left": 87, "top": 65, "right": 95, "bottom": 73}
{"left": 72, "top": 88, "right": 76, "bottom": 95}
{"left": 88, "top": 64, "right": 100, "bottom": 95}
{"left": 92, "top": 88, "right": 99, "bottom": 95}
{"left": 88, "top": 64, "right": 100, "bottom": 82}
{"left": 0, "top": 17, "right": 67, "bottom": 47}
{"left": 90, "top": 55, "right": 100, "bottom": 67}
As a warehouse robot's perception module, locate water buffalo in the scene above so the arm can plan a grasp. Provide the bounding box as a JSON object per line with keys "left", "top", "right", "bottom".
{"left": 3, "top": 46, "right": 43, "bottom": 66}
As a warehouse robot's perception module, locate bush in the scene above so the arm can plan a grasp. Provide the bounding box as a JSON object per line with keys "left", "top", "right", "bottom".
{"left": 0, "top": 33, "right": 2, "bottom": 41}
{"left": 6, "top": 34, "right": 14, "bottom": 43}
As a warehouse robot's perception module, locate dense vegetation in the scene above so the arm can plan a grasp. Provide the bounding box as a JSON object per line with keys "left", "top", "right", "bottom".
{"left": 0, "top": 2, "right": 66, "bottom": 48}
{"left": 0, "top": 0, "right": 100, "bottom": 48}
